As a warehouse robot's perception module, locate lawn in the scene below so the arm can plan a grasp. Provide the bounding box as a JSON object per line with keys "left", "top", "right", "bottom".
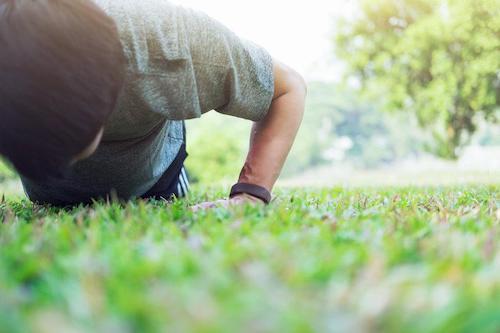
{"left": 0, "top": 186, "right": 499, "bottom": 333}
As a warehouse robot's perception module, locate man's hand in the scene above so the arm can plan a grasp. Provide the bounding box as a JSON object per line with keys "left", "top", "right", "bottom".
{"left": 190, "top": 193, "right": 265, "bottom": 212}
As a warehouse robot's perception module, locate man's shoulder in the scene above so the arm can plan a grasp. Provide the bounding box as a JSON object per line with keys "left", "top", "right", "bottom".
{"left": 93, "top": 0, "right": 187, "bottom": 71}
{"left": 93, "top": 0, "right": 177, "bottom": 19}
{"left": 92, "top": 0, "right": 178, "bottom": 40}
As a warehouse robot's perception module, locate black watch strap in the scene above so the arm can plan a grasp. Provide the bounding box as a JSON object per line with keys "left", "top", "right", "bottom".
{"left": 230, "top": 183, "right": 272, "bottom": 205}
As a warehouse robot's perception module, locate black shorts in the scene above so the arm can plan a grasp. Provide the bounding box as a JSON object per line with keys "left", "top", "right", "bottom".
{"left": 140, "top": 142, "right": 190, "bottom": 201}
{"left": 141, "top": 121, "right": 190, "bottom": 201}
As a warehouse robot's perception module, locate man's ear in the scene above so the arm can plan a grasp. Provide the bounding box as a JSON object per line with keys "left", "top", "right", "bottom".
{"left": 71, "top": 128, "right": 104, "bottom": 164}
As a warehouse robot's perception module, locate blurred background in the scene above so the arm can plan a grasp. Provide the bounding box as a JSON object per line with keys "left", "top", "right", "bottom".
{"left": 1, "top": 0, "right": 499, "bottom": 196}
{"left": 183, "top": 0, "right": 500, "bottom": 187}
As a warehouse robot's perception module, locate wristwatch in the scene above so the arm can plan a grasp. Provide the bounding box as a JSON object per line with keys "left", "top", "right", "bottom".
{"left": 230, "top": 183, "right": 272, "bottom": 205}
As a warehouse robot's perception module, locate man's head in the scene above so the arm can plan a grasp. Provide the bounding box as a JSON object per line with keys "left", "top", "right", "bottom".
{"left": 0, "top": 0, "right": 125, "bottom": 180}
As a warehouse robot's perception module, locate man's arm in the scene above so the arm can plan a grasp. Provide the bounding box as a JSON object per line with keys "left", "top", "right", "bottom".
{"left": 237, "top": 59, "right": 307, "bottom": 193}
{"left": 192, "top": 59, "right": 306, "bottom": 209}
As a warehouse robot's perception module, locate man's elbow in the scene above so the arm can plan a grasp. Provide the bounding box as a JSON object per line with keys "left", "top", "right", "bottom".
{"left": 272, "top": 59, "right": 307, "bottom": 99}
{"left": 286, "top": 69, "right": 308, "bottom": 98}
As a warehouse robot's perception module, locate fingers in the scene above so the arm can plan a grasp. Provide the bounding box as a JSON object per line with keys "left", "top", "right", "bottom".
{"left": 190, "top": 195, "right": 266, "bottom": 212}
{"left": 190, "top": 199, "right": 228, "bottom": 212}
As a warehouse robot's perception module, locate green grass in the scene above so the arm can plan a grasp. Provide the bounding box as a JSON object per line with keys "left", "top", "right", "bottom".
{"left": 0, "top": 186, "right": 499, "bottom": 333}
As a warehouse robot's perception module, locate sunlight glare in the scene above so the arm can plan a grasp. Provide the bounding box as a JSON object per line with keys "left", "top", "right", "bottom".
{"left": 169, "top": 0, "right": 355, "bottom": 80}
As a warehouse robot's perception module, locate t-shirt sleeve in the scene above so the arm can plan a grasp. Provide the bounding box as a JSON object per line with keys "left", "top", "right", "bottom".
{"left": 177, "top": 6, "right": 275, "bottom": 121}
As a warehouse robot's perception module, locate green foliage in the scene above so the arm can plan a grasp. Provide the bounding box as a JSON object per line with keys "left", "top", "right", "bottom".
{"left": 288, "top": 81, "right": 423, "bottom": 171}
{"left": 0, "top": 158, "right": 16, "bottom": 182}
{"left": 335, "top": 0, "right": 500, "bottom": 158}
{"left": 0, "top": 186, "right": 499, "bottom": 332}
{"left": 186, "top": 113, "right": 249, "bottom": 184}
{"left": 186, "top": 83, "right": 424, "bottom": 183}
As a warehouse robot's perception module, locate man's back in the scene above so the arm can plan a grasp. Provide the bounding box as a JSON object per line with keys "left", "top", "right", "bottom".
{"left": 22, "top": 0, "right": 275, "bottom": 205}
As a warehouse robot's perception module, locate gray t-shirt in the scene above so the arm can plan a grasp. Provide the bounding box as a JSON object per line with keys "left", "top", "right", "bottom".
{"left": 22, "top": 0, "right": 275, "bottom": 205}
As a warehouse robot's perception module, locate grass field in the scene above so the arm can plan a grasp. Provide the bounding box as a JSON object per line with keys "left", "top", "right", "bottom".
{"left": 1, "top": 185, "right": 499, "bottom": 333}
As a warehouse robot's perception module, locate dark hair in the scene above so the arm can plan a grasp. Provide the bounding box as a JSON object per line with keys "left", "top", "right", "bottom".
{"left": 0, "top": 0, "right": 125, "bottom": 181}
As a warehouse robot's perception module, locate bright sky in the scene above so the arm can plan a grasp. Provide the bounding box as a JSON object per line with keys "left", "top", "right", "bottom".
{"left": 170, "top": 0, "right": 355, "bottom": 81}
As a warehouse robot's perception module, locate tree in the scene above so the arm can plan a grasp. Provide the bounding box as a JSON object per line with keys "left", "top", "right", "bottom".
{"left": 296, "top": 82, "right": 422, "bottom": 169}
{"left": 335, "top": 0, "right": 500, "bottom": 158}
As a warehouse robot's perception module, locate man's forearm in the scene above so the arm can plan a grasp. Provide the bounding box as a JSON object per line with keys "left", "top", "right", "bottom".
{"left": 193, "top": 63, "right": 306, "bottom": 211}
{"left": 238, "top": 73, "right": 306, "bottom": 191}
